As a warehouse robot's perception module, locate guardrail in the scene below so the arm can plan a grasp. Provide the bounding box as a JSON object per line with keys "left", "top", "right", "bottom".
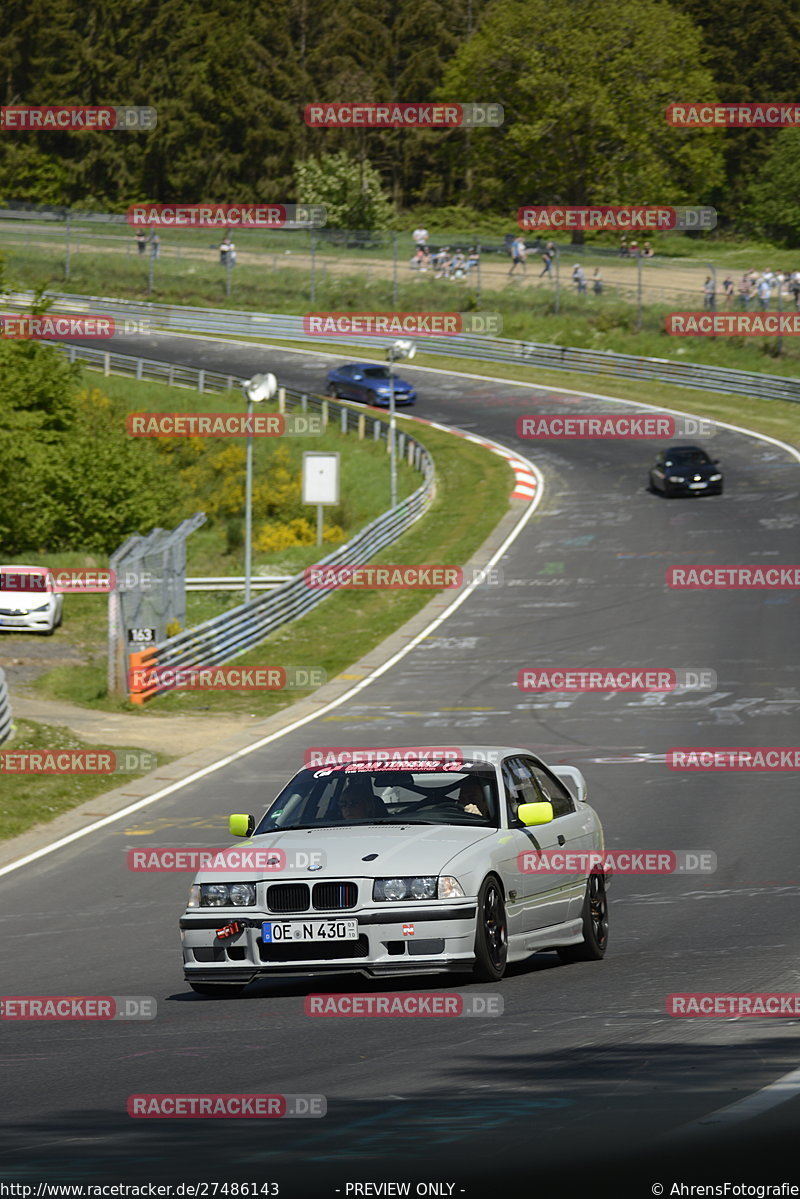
{"left": 8, "top": 289, "right": 800, "bottom": 404}
{"left": 186, "top": 576, "right": 292, "bottom": 592}
{"left": 51, "top": 345, "right": 436, "bottom": 703}
{"left": 0, "top": 668, "right": 13, "bottom": 744}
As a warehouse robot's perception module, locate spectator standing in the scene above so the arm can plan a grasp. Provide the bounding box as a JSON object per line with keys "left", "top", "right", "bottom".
{"left": 572, "top": 263, "right": 586, "bottom": 294}
{"left": 508, "top": 235, "right": 527, "bottom": 276}
{"left": 592, "top": 267, "right": 603, "bottom": 295}
{"left": 228, "top": 239, "right": 237, "bottom": 267}
{"left": 703, "top": 275, "right": 716, "bottom": 311}
{"left": 149, "top": 232, "right": 160, "bottom": 260}
{"left": 789, "top": 270, "right": 800, "bottom": 311}
{"left": 219, "top": 236, "right": 231, "bottom": 265}
{"left": 757, "top": 275, "right": 771, "bottom": 310}
{"left": 135, "top": 230, "right": 147, "bottom": 256}
{"left": 737, "top": 273, "right": 752, "bottom": 309}
{"left": 722, "top": 275, "right": 734, "bottom": 306}
{"left": 539, "top": 250, "right": 553, "bottom": 277}
{"left": 619, "top": 235, "right": 629, "bottom": 257}
{"left": 412, "top": 226, "right": 429, "bottom": 253}
{"left": 642, "top": 241, "right": 653, "bottom": 258}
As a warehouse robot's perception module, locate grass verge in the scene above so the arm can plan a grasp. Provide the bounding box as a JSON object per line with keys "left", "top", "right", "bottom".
{"left": 30, "top": 414, "right": 514, "bottom": 714}
{"left": 0, "top": 720, "right": 173, "bottom": 841}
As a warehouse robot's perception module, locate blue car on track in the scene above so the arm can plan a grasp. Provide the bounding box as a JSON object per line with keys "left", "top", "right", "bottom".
{"left": 325, "top": 362, "right": 417, "bottom": 407}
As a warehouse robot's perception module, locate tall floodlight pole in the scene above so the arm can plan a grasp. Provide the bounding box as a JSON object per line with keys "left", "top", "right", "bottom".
{"left": 385, "top": 339, "right": 416, "bottom": 509}
{"left": 241, "top": 372, "right": 278, "bottom": 601}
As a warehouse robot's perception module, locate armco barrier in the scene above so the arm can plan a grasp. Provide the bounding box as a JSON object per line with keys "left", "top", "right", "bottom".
{"left": 7, "top": 289, "right": 800, "bottom": 404}
{"left": 45, "top": 342, "right": 435, "bottom": 702}
{"left": 0, "top": 668, "right": 12, "bottom": 744}
{"left": 53, "top": 359, "right": 437, "bottom": 703}
{"left": 126, "top": 478, "right": 432, "bottom": 703}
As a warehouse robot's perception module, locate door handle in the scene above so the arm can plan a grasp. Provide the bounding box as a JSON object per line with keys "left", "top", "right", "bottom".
{"left": 557, "top": 835, "right": 566, "bottom": 846}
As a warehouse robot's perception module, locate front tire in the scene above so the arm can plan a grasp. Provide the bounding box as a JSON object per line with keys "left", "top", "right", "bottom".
{"left": 325, "top": 384, "right": 339, "bottom": 397}
{"left": 473, "top": 877, "right": 508, "bottom": 981}
{"left": 189, "top": 983, "right": 246, "bottom": 998}
{"left": 557, "top": 872, "right": 608, "bottom": 963}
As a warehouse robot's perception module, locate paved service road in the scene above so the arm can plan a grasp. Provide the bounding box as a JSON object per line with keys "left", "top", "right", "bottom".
{"left": 1, "top": 333, "right": 798, "bottom": 1191}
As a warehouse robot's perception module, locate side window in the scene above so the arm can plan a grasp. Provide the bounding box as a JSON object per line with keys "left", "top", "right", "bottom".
{"left": 527, "top": 762, "right": 575, "bottom": 819}
{"left": 502, "top": 757, "right": 543, "bottom": 824}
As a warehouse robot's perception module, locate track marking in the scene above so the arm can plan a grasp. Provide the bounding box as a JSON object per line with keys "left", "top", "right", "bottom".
{"left": 0, "top": 432, "right": 543, "bottom": 880}
{"left": 668, "top": 1064, "right": 800, "bottom": 1135}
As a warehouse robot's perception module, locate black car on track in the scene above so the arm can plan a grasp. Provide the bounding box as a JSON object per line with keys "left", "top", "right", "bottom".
{"left": 648, "top": 445, "right": 723, "bottom": 497}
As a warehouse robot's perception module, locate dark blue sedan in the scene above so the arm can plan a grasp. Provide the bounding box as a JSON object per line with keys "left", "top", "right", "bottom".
{"left": 325, "top": 363, "right": 417, "bottom": 407}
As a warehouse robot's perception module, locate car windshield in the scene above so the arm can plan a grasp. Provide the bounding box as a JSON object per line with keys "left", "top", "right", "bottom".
{"left": 254, "top": 765, "right": 499, "bottom": 831}
{"left": 362, "top": 367, "right": 392, "bottom": 380}
{"left": 665, "top": 449, "right": 711, "bottom": 466}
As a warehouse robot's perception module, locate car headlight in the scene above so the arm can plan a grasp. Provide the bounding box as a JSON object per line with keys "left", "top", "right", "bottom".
{"left": 31, "top": 601, "right": 53, "bottom": 612}
{"left": 667, "top": 475, "right": 685, "bottom": 482}
{"left": 373, "top": 876, "right": 437, "bottom": 901}
{"left": 710, "top": 473, "right": 722, "bottom": 481}
{"left": 195, "top": 882, "right": 256, "bottom": 907}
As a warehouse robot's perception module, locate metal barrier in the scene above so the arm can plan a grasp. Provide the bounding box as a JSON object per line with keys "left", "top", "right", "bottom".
{"left": 49, "top": 345, "right": 436, "bottom": 703}
{"left": 0, "top": 668, "right": 12, "bottom": 744}
{"left": 8, "top": 289, "right": 800, "bottom": 404}
{"left": 186, "top": 576, "right": 292, "bottom": 592}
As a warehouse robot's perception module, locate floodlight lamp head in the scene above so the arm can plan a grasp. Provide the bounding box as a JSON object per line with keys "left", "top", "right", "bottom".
{"left": 243, "top": 372, "right": 278, "bottom": 403}
{"left": 386, "top": 338, "right": 416, "bottom": 362}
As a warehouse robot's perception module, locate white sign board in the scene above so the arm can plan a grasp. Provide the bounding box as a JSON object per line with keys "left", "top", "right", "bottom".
{"left": 303, "top": 452, "right": 340, "bottom": 505}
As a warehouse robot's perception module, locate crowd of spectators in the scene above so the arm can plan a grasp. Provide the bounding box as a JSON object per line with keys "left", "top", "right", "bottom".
{"left": 407, "top": 227, "right": 800, "bottom": 311}
{"left": 705, "top": 269, "right": 800, "bottom": 310}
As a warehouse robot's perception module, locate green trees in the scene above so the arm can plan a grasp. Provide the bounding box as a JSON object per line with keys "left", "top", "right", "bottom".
{"left": 747, "top": 131, "right": 800, "bottom": 247}
{"left": 295, "top": 151, "right": 393, "bottom": 229}
{"left": 438, "top": 0, "right": 724, "bottom": 238}
{"left": 0, "top": 0, "right": 791, "bottom": 234}
{"left": 0, "top": 338, "right": 180, "bottom": 554}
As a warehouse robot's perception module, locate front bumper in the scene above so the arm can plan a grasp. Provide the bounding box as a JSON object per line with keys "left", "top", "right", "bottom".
{"left": 371, "top": 394, "right": 416, "bottom": 407}
{"left": 180, "top": 902, "right": 477, "bottom": 982}
{"left": 667, "top": 479, "right": 722, "bottom": 496}
{"left": 0, "top": 610, "right": 56, "bottom": 632}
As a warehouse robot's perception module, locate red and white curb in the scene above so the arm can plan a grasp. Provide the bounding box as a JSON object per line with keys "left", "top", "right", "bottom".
{"left": 408, "top": 417, "right": 538, "bottom": 503}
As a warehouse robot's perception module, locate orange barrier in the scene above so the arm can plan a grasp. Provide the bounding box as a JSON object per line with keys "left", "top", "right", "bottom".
{"left": 127, "top": 646, "right": 160, "bottom": 705}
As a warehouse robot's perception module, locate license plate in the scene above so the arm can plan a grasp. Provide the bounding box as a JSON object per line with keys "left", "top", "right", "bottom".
{"left": 689, "top": 482, "right": 707, "bottom": 489}
{"left": 262, "top": 919, "right": 358, "bottom": 943}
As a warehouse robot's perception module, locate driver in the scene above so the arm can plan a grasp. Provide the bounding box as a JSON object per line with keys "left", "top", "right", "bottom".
{"left": 338, "top": 775, "right": 385, "bottom": 821}
{"left": 456, "top": 776, "right": 489, "bottom": 817}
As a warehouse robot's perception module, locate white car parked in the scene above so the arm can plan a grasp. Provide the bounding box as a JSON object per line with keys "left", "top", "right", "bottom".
{"left": 0, "top": 566, "right": 63, "bottom": 635}
{"left": 181, "top": 746, "right": 609, "bottom": 997}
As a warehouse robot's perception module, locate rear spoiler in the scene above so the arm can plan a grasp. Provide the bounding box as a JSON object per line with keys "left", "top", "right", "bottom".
{"left": 551, "top": 765, "right": 588, "bottom": 805}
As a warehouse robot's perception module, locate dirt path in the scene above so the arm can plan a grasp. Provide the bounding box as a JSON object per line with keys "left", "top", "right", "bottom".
{"left": 1, "top": 229, "right": 744, "bottom": 305}
{"left": 2, "top": 634, "right": 254, "bottom": 756}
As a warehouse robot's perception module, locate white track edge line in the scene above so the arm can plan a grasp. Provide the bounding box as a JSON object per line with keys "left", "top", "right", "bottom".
{"left": 0, "top": 447, "right": 544, "bottom": 879}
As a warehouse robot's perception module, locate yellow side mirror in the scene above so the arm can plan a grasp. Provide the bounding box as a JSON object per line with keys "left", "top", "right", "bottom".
{"left": 517, "top": 801, "right": 554, "bottom": 827}
{"left": 229, "top": 813, "right": 254, "bottom": 837}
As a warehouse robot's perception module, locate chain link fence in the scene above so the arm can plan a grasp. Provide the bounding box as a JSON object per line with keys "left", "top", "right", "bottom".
{"left": 108, "top": 514, "right": 207, "bottom": 695}
{"left": 4, "top": 206, "right": 797, "bottom": 319}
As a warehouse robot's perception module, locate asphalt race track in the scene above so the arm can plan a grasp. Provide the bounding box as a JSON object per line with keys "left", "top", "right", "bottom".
{"left": 2, "top": 333, "right": 799, "bottom": 1194}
